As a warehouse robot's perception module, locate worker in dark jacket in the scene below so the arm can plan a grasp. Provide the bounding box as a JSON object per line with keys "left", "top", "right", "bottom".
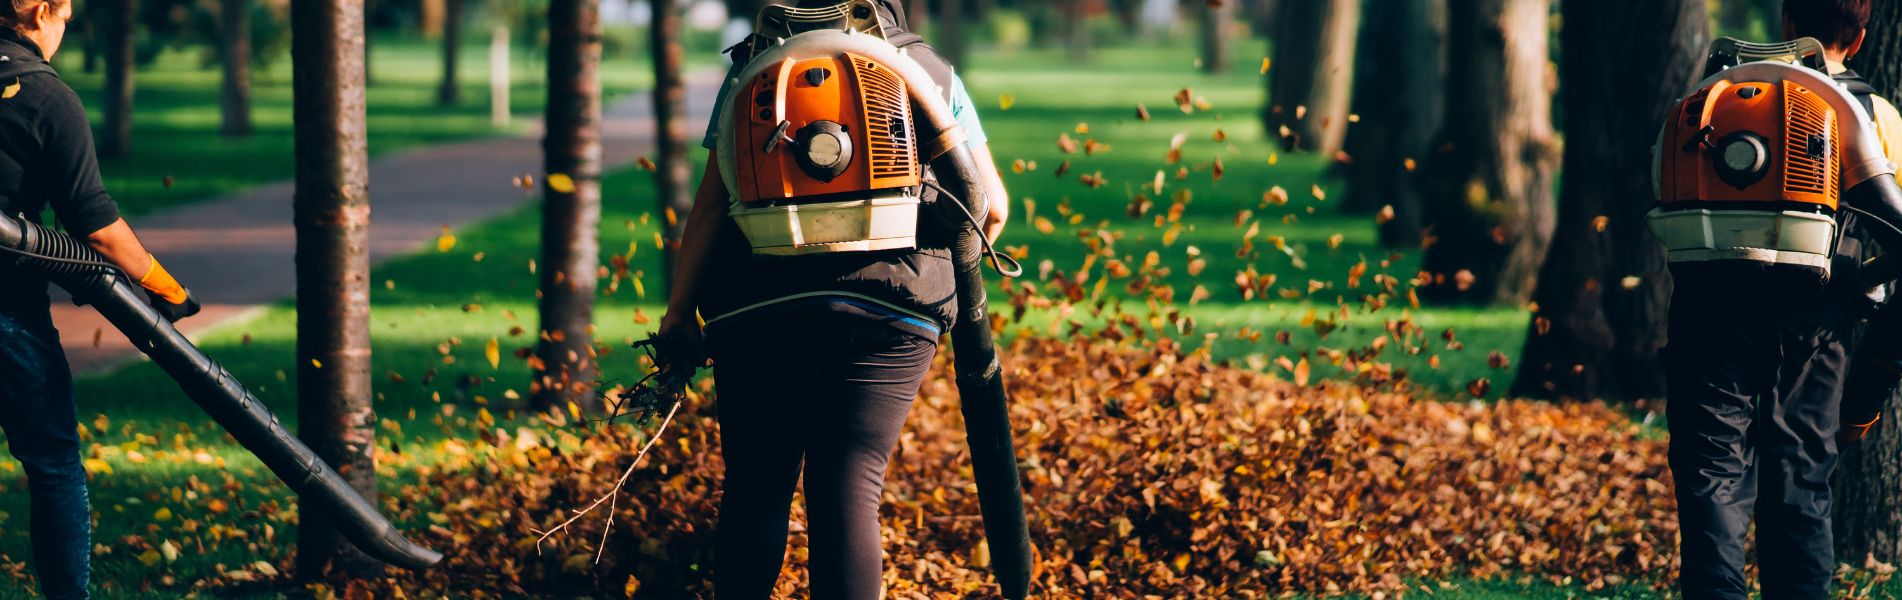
{"left": 657, "top": 0, "right": 1007, "bottom": 597}
{"left": 1666, "top": 2, "right": 1889, "bottom": 598}
{"left": 0, "top": 1, "right": 200, "bottom": 598}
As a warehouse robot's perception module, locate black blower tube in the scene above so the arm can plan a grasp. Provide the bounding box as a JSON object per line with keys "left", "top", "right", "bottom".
{"left": 0, "top": 213, "right": 442, "bottom": 571}
{"left": 929, "top": 145, "right": 1034, "bottom": 600}
{"left": 1841, "top": 174, "right": 1902, "bottom": 430}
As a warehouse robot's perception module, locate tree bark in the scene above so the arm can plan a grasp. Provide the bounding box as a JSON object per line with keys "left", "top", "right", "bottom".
{"left": 1510, "top": 0, "right": 1704, "bottom": 401}
{"left": 221, "top": 0, "right": 252, "bottom": 138}
{"left": 534, "top": 0, "right": 604, "bottom": 414}
{"left": 1264, "top": 0, "right": 1357, "bottom": 155}
{"left": 907, "top": 0, "right": 927, "bottom": 33}
{"left": 652, "top": 0, "right": 690, "bottom": 292}
{"left": 1198, "top": 0, "right": 1231, "bottom": 73}
{"left": 1338, "top": 0, "right": 1443, "bottom": 244}
{"left": 437, "top": 0, "right": 463, "bottom": 106}
{"left": 941, "top": 0, "right": 967, "bottom": 70}
{"left": 1414, "top": 0, "right": 1557, "bottom": 307}
{"left": 289, "top": 0, "right": 379, "bottom": 580}
{"left": 101, "top": 0, "right": 135, "bottom": 158}
{"left": 1838, "top": 0, "right": 1902, "bottom": 566}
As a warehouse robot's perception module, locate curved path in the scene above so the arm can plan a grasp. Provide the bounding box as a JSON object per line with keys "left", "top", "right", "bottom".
{"left": 54, "top": 74, "right": 722, "bottom": 373}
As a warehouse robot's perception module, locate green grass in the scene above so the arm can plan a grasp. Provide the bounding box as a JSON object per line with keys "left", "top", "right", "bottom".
{"left": 53, "top": 33, "right": 662, "bottom": 218}
{"left": 0, "top": 35, "right": 1673, "bottom": 599}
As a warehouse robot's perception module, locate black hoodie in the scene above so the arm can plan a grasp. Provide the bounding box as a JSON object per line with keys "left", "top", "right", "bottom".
{"left": 0, "top": 30, "right": 122, "bottom": 310}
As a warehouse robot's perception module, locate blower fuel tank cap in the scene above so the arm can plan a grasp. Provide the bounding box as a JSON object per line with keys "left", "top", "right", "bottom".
{"left": 1713, "top": 131, "right": 1769, "bottom": 188}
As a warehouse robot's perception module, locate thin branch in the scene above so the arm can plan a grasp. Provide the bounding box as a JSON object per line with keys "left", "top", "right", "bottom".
{"left": 530, "top": 399, "right": 683, "bottom": 562}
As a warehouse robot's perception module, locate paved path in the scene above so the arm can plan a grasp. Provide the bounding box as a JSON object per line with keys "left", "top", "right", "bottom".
{"left": 54, "top": 74, "right": 723, "bottom": 373}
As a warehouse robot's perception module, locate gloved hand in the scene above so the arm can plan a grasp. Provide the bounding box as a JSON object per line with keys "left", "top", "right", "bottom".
{"left": 139, "top": 255, "right": 200, "bottom": 323}
{"left": 1842, "top": 414, "right": 1881, "bottom": 444}
{"left": 147, "top": 291, "right": 201, "bottom": 323}
{"left": 654, "top": 311, "right": 707, "bottom": 373}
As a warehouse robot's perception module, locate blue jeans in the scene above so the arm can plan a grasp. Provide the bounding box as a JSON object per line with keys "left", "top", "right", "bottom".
{"left": 0, "top": 307, "right": 90, "bottom": 600}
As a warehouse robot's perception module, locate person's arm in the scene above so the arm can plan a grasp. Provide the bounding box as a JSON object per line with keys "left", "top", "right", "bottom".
{"left": 656, "top": 156, "right": 730, "bottom": 366}
{"left": 972, "top": 143, "right": 1009, "bottom": 241}
{"left": 39, "top": 83, "right": 197, "bottom": 320}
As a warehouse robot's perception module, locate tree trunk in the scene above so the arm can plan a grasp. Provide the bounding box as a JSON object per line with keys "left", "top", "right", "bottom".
{"left": 221, "top": 0, "right": 252, "bottom": 138}
{"left": 534, "top": 0, "right": 604, "bottom": 414}
{"left": 1107, "top": 0, "right": 1139, "bottom": 35}
{"left": 1264, "top": 0, "right": 1356, "bottom": 155}
{"left": 1838, "top": 0, "right": 1902, "bottom": 566}
{"left": 289, "top": 0, "right": 379, "bottom": 580}
{"left": 1510, "top": 0, "right": 1704, "bottom": 401}
{"left": 438, "top": 0, "right": 463, "bottom": 106}
{"left": 1338, "top": 0, "right": 1443, "bottom": 249}
{"left": 101, "top": 0, "right": 135, "bottom": 158}
{"left": 1414, "top": 0, "right": 1557, "bottom": 307}
{"left": 652, "top": 0, "right": 691, "bottom": 292}
{"left": 1198, "top": 0, "right": 1231, "bottom": 73}
{"left": 907, "top": 0, "right": 927, "bottom": 33}
{"left": 941, "top": 0, "right": 967, "bottom": 70}
{"left": 1062, "top": 0, "right": 1090, "bottom": 63}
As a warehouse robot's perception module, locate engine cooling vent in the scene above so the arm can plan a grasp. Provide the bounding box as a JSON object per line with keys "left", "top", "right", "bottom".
{"left": 1782, "top": 81, "right": 1838, "bottom": 202}
{"left": 847, "top": 53, "right": 919, "bottom": 185}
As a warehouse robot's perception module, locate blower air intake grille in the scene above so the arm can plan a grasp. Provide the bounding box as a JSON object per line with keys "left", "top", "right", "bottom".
{"left": 1783, "top": 81, "right": 1838, "bottom": 202}
{"left": 849, "top": 53, "right": 918, "bottom": 185}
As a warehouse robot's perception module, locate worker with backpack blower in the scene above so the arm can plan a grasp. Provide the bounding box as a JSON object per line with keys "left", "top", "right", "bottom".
{"left": 654, "top": 0, "right": 1026, "bottom": 598}
{"left": 0, "top": 1, "right": 200, "bottom": 597}
{"left": 1652, "top": 1, "right": 1902, "bottom": 597}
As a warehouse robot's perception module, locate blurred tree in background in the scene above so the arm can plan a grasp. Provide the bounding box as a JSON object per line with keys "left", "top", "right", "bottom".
{"left": 1416, "top": 0, "right": 1556, "bottom": 306}
{"left": 1513, "top": 0, "right": 1705, "bottom": 402}
{"left": 1339, "top": 0, "right": 1443, "bottom": 249}
{"left": 1265, "top": 0, "right": 1356, "bottom": 155}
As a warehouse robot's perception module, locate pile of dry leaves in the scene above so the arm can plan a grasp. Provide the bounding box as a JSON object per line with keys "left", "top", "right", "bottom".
{"left": 314, "top": 329, "right": 1674, "bottom": 598}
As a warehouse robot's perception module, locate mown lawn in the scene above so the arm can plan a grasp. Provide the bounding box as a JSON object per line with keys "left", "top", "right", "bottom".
{"left": 0, "top": 32, "right": 1828, "bottom": 599}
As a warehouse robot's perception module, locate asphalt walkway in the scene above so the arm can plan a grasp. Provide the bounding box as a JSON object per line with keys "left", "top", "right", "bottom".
{"left": 55, "top": 74, "right": 722, "bottom": 373}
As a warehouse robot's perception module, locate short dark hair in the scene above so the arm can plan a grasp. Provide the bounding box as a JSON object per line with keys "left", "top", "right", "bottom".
{"left": 1785, "top": 0, "right": 1873, "bottom": 49}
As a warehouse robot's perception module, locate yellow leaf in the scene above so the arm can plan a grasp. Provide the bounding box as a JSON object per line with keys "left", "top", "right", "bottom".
{"left": 160, "top": 540, "right": 179, "bottom": 563}
{"left": 137, "top": 549, "right": 162, "bottom": 567}
{"left": 1293, "top": 358, "right": 1311, "bottom": 387}
{"left": 998, "top": 94, "right": 1015, "bottom": 110}
{"left": 2, "top": 79, "right": 21, "bottom": 99}
{"left": 548, "top": 173, "right": 577, "bottom": 193}
{"left": 485, "top": 338, "right": 501, "bottom": 369}
{"left": 436, "top": 234, "right": 457, "bottom": 253}
{"left": 154, "top": 507, "right": 173, "bottom": 522}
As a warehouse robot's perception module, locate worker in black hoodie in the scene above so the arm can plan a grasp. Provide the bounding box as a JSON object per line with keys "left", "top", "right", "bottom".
{"left": 0, "top": 1, "right": 200, "bottom": 598}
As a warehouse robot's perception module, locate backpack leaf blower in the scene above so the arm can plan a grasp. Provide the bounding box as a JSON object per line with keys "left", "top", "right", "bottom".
{"left": 1652, "top": 37, "right": 1902, "bottom": 439}
{"left": 0, "top": 212, "right": 443, "bottom": 571}
{"left": 713, "top": 4, "right": 1033, "bottom": 595}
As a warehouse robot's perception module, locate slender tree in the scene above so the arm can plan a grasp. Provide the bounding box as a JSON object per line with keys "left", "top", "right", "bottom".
{"left": 101, "top": 0, "right": 135, "bottom": 158}
{"left": 941, "top": 0, "right": 966, "bottom": 69}
{"left": 652, "top": 0, "right": 690, "bottom": 289}
{"left": 1198, "top": 0, "right": 1231, "bottom": 73}
{"left": 438, "top": 0, "right": 463, "bottom": 106}
{"left": 1338, "top": 0, "right": 1444, "bottom": 247}
{"left": 220, "top": 0, "right": 252, "bottom": 138}
{"left": 1511, "top": 0, "right": 1704, "bottom": 401}
{"left": 289, "top": 0, "right": 379, "bottom": 579}
{"left": 1264, "top": 0, "right": 1357, "bottom": 155}
{"left": 1414, "top": 0, "right": 1558, "bottom": 306}
{"left": 533, "top": 0, "right": 604, "bottom": 414}
{"left": 1061, "top": 0, "right": 1089, "bottom": 62}
{"left": 1838, "top": 0, "right": 1902, "bottom": 565}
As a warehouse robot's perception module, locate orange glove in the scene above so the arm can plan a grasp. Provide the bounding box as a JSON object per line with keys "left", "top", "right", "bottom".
{"left": 139, "top": 255, "right": 200, "bottom": 322}
{"left": 1843, "top": 414, "right": 1881, "bottom": 444}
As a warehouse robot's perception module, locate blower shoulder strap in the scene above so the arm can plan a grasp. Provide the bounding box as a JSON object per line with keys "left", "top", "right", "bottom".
{"left": 1836, "top": 70, "right": 1880, "bottom": 122}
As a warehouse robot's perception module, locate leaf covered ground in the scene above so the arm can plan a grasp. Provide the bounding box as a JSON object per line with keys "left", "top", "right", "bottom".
{"left": 234, "top": 327, "right": 1682, "bottom": 599}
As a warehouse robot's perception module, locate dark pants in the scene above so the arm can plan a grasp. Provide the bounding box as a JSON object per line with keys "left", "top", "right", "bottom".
{"left": 0, "top": 306, "right": 90, "bottom": 600}
{"left": 1665, "top": 288, "right": 1852, "bottom": 600}
{"left": 707, "top": 310, "right": 937, "bottom": 600}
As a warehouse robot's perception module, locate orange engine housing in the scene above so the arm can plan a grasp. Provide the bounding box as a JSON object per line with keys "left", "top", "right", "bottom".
{"left": 732, "top": 53, "right": 922, "bottom": 204}
{"left": 1658, "top": 79, "right": 1840, "bottom": 210}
